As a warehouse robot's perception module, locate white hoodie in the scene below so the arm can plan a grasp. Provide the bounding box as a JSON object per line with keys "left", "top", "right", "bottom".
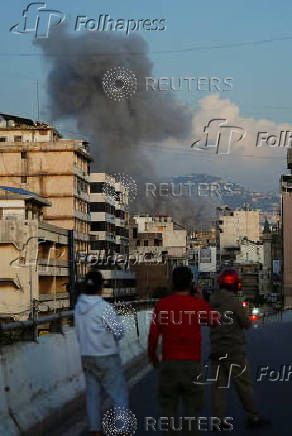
{"left": 75, "top": 294, "right": 125, "bottom": 356}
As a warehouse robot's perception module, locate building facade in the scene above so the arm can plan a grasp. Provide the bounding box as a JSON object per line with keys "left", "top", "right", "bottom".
{"left": 0, "top": 113, "right": 92, "bottom": 276}
{"left": 0, "top": 187, "right": 70, "bottom": 320}
{"left": 89, "top": 173, "right": 135, "bottom": 298}
{"left": 217, "top": 206, "right": 260, "bottom": 266}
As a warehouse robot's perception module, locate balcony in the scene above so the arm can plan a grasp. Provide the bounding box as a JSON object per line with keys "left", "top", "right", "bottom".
{"left": 74, "top": 165, "right": 89, "bottom": 181}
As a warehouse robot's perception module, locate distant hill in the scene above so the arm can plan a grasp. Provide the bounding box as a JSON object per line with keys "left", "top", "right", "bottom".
{"left": 171, "top": 173, "right": 280, "bottom": 213}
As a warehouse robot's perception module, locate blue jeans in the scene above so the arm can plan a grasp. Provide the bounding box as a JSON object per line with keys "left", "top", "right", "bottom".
{"left": 82, "top": 354, "right": 129, "bottom": 432}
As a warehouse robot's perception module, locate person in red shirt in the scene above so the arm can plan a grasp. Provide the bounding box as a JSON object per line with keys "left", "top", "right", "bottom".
{"left": 148, "top": 266, "right": 219, "bottom": 435}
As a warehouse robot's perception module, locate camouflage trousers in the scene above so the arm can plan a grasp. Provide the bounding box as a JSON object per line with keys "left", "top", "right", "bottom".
{"left": 210, "top": 353, "right": 259, "bottom": 421}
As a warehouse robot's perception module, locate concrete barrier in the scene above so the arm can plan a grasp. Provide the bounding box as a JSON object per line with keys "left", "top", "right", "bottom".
{"left": 0, "top": 309, "right": 153, "bottom": 435}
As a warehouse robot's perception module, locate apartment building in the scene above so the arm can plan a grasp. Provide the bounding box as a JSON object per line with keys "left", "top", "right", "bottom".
{"left": 89, "top": 173, "right": 129, "bottom": 255}
{"left": 217, "top": 206, "right": 260, "bottom": 264}
{"left": 0, "top": 113, "right": 92, "bottom": 273}
{"left": 89, "top": 173, "right": 135, "bottom": 298}
{"left": 129, "top": 215, "right": 188, "bottom": 298}
{"left": 131, "top": 215, "right": 188, "bottom": 262}
{"left": 0, "top": 186, "right": 70, "bottom": 321}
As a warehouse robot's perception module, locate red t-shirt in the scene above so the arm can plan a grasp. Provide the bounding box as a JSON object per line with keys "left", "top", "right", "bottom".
{"left": 148, "top": 294, "right": 218, "bottom": 362}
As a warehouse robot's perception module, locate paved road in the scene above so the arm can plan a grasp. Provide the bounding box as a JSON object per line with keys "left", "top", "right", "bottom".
{"left": 63, "top": 311, "right": 292, "bottom": 436}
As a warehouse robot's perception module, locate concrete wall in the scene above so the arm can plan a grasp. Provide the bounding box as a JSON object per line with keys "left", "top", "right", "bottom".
{"left": 0, "top": 309, "right": 152, "bottom": 435}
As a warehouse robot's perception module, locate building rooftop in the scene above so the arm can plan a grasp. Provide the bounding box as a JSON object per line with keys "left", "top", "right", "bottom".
{"left": 0, "top": 113, "right": 35, "bottom": 127}
{"left": 0, "top": 186, "right": 51, "bottom": 206}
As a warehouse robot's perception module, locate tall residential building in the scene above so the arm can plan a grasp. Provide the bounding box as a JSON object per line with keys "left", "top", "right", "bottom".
{"left": 0, "top": 113, "right": 92, "bottom": 275}
{"left": 89, "top": 173, "right": 135, "bottom": 298}
{"left": 217, "top": 206, "right": 260, "bottom": 265}
{"left": 89, "top": 173, "right": 129, "bottom": 256}
{"left": 280, "top": 148, "right": 292, "bottom": 308}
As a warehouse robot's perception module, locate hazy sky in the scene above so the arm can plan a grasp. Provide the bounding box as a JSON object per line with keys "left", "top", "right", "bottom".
{"left": 1, "top": 0, "right": 292, "bottom": 191}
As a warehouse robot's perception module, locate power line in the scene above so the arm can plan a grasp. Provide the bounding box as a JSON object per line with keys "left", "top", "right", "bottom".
{"left": 1, "top": 35, "right": 292, "bottom": 57}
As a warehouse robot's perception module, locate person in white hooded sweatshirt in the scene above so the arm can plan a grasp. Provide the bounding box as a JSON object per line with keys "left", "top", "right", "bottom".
{"left": 75, "top": 270, "right": 129, "bottom": 436}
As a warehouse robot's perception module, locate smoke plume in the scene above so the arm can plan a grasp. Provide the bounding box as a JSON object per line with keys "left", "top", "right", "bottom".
{"left": 36, "top": 27, "right": 211, "bottom": 225}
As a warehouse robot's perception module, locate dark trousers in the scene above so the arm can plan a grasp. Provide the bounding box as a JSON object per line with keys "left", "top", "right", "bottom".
{"left": 158, "top": 360, "right": 204, "bottom": 435}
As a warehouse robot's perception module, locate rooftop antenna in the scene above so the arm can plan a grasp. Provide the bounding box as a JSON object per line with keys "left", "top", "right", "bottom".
{"left": 36, "top": 80, "right": 40, "bottom": 122}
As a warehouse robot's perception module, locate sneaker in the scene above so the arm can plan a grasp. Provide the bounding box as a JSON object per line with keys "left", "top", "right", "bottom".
{"left": 247, "top": 416, "right": 271, "bottom": 429}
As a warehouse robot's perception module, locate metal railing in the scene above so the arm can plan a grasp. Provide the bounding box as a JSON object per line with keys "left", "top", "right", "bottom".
{"left": 0, "top": 299, "right": 157, "bottom": 345}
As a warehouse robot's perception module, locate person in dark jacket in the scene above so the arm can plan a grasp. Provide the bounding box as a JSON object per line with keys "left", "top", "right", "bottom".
{"left": 209, "top": 268, "right": 270, "bottom": 430}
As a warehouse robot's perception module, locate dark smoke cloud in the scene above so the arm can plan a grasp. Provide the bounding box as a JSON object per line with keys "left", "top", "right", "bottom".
{"left": 37, "top": 27, "right": 213, "bottom": 226}
{"left": 36, "top": 27, "right": 192, "bottom": 173}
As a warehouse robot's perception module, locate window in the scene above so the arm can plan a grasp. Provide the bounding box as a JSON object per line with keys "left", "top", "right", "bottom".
{"left": 21, "top": 176, "right": 27, "bottom": 184}
{"left": 21, "top": 152, "right": 28, "bottom": 159}
{"left": 0, "top": 137, "right": 6, "bottom": 142}
{"left": 90, "top": 182, "right": 104, "bottom": 193}
{"left": 90, "top": 202, "right": 106, "bottom": 212}
{"left": 91, "top": 221, "right": 107, "bottom": 231}
{"left": 144, "top": 240, "right": 149, "bottom": 246}
{"left": 14, "top": 135, "right": 22, "bottom": 142}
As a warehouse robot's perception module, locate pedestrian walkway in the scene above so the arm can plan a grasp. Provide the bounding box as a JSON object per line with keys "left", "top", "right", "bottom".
{"left": 60, "top": 311, "right": 292, "bottom": 435}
